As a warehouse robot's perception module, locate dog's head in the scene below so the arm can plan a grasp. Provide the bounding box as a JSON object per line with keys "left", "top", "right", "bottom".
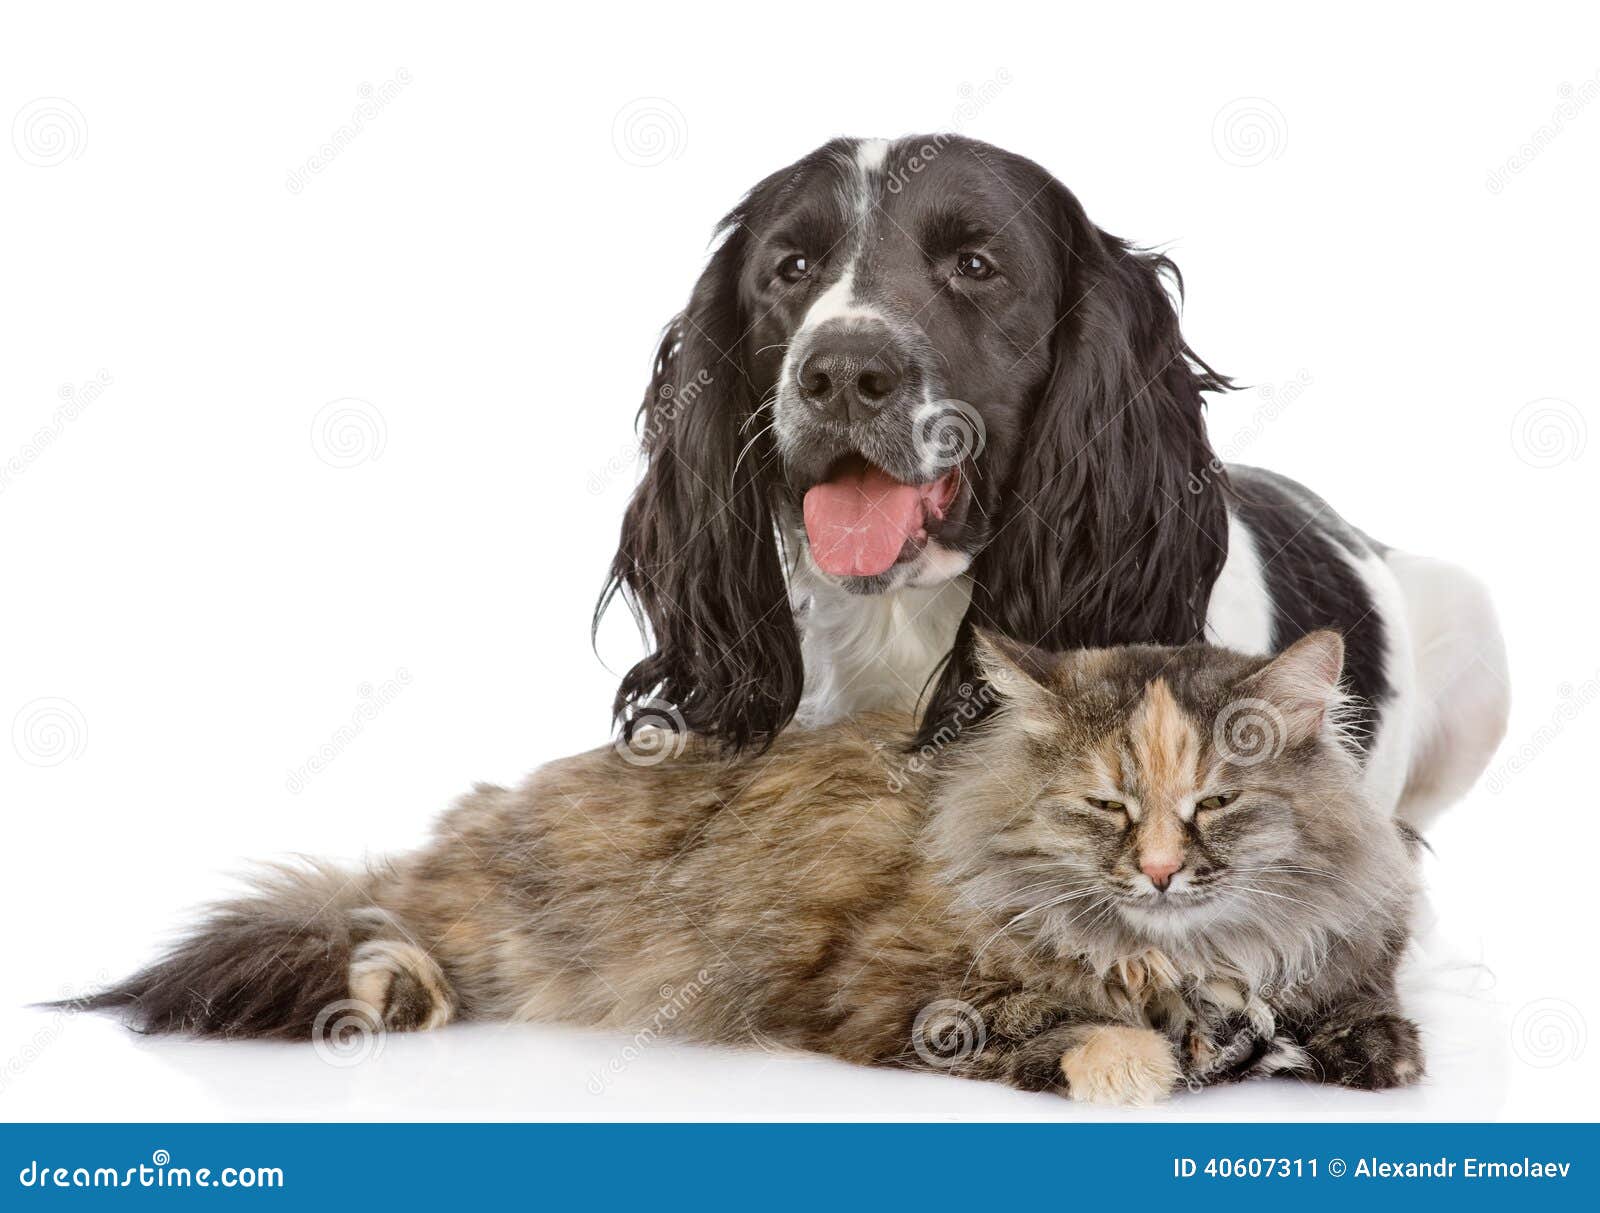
{"left": 601, "top": 135, "right": 1231, "bottom": 749}
{"left": 755, "top": 137, "right": 1057, "bottom": 594}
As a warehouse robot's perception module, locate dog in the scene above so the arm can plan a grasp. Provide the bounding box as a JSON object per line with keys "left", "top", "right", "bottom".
{"left": 598, "top": 135, "right": 1508, "bottom": 826}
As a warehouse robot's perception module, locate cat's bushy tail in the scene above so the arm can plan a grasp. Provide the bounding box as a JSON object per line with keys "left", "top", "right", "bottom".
{"left": 69, "top": 861, "right": 453, "bottom": 1040}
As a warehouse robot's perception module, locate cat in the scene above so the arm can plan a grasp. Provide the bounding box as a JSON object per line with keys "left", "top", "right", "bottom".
{"left": 77, "top": 630, "right": 1423, "bottom": 1106}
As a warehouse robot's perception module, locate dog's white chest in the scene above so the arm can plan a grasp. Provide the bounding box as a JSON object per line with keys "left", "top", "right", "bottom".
{"left": 792, "top": 564, "right": 970, "bottom": 725}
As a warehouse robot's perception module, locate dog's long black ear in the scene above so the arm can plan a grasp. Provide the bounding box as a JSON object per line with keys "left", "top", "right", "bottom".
{"left": 919, "top": 180, "right": 1232, "bottom": 746}
{"left": 597, "top": 217, "right": 801, "bottom": 751}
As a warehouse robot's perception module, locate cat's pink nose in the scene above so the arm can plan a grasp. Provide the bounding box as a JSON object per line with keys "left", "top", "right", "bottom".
{"left": 1141, "top": 856, "right": 1182, "bottom": 890}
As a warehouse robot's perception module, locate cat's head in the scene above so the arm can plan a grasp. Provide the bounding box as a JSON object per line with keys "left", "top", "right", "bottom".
{"left": 930, "top": 631, "right": 1408, "bottom": 954}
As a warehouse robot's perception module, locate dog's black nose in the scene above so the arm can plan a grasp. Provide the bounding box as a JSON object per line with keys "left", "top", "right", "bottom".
{"left": 796, "top": 330, "right": 902, "bottom": 423}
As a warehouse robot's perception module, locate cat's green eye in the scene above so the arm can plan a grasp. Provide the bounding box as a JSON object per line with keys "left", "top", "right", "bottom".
{"left": 1196, "top": 791, "right": 1240, "bottom": 812}
{"left": 1085, "top": 797, "right": 1126, "bottom": 813}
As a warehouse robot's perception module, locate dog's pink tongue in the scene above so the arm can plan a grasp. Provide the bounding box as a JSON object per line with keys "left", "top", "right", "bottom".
{"left": 803, "top": 464, "right": 922, "bottom": 577}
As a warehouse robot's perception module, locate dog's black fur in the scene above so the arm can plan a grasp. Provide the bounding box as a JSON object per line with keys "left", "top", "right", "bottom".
{"left": 599, "top": 136, "right": 1235, "bottom": 750}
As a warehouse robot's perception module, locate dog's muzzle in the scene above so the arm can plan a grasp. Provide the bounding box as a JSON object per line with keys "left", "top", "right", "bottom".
{"left": 777, "top": 319, "right": 969, "bottom": 581}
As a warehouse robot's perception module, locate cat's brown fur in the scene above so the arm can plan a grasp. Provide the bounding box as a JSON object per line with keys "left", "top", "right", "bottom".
{"left": 83, "top": 632, "right": 1423, "bottom": 1104}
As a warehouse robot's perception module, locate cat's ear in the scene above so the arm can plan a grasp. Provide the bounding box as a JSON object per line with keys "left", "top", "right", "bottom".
{"left": 1236, "top": 630, "right": 1347, "bottom": 743}
{"left": 971, "top": 630, "right": 1064, "bottom": 728}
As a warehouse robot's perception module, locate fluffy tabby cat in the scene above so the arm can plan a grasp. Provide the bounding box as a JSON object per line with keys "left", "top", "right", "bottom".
{"left": 80, "top": 631, "right": 1423, "bottom": 1105}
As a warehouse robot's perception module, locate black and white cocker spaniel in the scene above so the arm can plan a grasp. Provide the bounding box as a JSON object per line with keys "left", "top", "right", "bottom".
{"left": 599, "top": 135, "right": 1508, "bottom": 825}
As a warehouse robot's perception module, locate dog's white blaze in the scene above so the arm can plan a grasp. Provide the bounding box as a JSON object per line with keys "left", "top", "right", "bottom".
{"left": 776, "top": 138, "right": 898, "bottom": 431}
{"left": 796, "top": 268, "right": 879, "bottom": 329}
{"left": 840, "top": 137, "right": 890, "bottom": 312}
{"left": 801, "top": 138, "right": 895, "bottom": 332}
{"left": 854, "top": 137, "right": 891, "bottom": 173}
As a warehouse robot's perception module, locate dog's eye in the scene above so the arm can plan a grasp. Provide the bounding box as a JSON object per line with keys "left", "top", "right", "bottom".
{"left": 1196, "top": 791, "right": 1240, "bottom": 812}
{"left": 955, "top": 251, "right": 995, "bottom": 280}
{"left": 1085, "top": 797, "right": 1127, "bottom": 813}
{"left": 777, "top": 254, "right": 810, "bottom": 283}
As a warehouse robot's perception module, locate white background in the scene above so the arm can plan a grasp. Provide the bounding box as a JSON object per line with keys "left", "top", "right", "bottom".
{"left": 2, "top": 0, "right": 1596, "bottom": 1121}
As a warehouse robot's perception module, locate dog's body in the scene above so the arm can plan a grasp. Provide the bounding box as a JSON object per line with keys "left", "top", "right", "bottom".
{"left": 602, "top": 135, "right": 1508, "bottom": 826}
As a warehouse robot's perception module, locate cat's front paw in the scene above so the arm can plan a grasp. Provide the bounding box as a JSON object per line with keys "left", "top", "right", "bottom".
{"left": 1061, "top": 1025, "right": 1181, "bottom": 1106}
{"left": 1307, "top": 1013, "right": 1423, "bottom": 1090}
